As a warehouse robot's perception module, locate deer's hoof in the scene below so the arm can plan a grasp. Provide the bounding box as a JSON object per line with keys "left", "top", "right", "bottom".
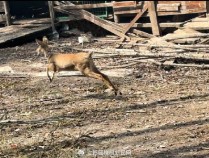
{"left": 104, "top": 88, "right": 115, "bottom": 95}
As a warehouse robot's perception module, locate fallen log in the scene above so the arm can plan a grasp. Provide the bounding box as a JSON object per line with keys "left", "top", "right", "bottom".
{"left": 132, "top": 28, "right": 155, "bottom": 38}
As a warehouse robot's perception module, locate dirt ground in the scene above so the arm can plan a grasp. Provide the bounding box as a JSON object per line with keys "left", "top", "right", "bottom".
{"left": 0, "top": 36, "right": 209, "bottom": 158}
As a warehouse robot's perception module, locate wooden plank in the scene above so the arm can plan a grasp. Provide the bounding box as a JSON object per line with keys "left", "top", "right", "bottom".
{"left": 123, "top": 3, "right": 148, "bottom": 34}
{"left": 113, "top": 1, "right": 142, "bottom": 15}
{"left": 183, "top": 21, "right": 209, "bottom": 30}
{"left": 0, "top": 2, "right": 4, "bottom": 12}
{"left": 53, "top": 2, "right": 112, "bottom": 10}
{"left": 114, "top": 7, "right": 142, "bottom": 15}
{"left": 148, "top": 1, "right": 161, "bottom": 36}
{"left": 157, "top": 4, "right": 180, "bottom": 12}
{"left": 113, "top": 1, "right": 136, "bottom": 8}
{"left": 3, "top": 1, "right": 11, "bottom": 26}
{"left": 132, "top": 29, "right": 155, "bottom": 38}
{"left": 206, "top": 1, "right": 209, "bottom": 14}
{"left": 13, "top": 18, "right": 51, "bottom": 25}
{"left": 0, "top": 24, "right": 51, "bottom": 44}
{"left": 120, "top": 22, "right": 182, "bottom": 28}
{"left": 0, "top": 14, "right": 5, "bottom": 22}
{"left": 79, "top": 10, "right": 130, "bottom": 40}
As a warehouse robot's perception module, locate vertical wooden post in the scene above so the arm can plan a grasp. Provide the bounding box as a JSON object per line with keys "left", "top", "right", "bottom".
{"left": 148, "top": 1, "right": 161, "bottom": 36}
{"left": 48, "top": 1, "right": 59, "bottom": 39}
{"left": 206, "top": 1, "right": 209, "bottom": 15}
{"left": 3, "top": 1, "right": 11, "bottom": 26}
{"left": 112, "top": 1, "right": 120, "bottom": 23}
{"left": 113, "top": 14, "right": 120, "bottom": 23}
{"left": 48, "top": 1, "right": 56, "bottom": 32}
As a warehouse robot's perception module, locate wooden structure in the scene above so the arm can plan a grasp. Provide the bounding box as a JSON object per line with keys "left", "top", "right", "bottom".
{"left": 48, "top": 1, "right": 208, "bottom": 41}
{"left": 0, "top": 1, "right": 208, "bottom": 45}
{"left": 0, "top": 18, "right": 52, "bottom": 45}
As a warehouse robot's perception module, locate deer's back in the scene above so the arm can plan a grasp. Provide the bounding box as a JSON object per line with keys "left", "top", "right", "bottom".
{"left": 48, "top": 52, "right": 92, "bottom": 68}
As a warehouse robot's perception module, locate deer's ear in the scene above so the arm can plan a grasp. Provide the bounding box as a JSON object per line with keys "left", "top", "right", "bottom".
{"left": 35, "top": 39, "right": 43, "bottom": 46}
{"left": 42, "top": 36, "right": 49, "bottom": 44}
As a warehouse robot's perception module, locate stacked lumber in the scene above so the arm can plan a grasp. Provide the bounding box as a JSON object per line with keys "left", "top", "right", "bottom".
{"left": 117, "top": 27, "right": 209, "bottom": 69}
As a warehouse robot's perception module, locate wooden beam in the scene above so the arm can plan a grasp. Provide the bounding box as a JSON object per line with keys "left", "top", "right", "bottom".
{"left": 132, "top": 28, "right": 155, "bottom": 38}
{"left": 54, "top": 2, "right": 112, "bottom": 10}
{"left": 48, "top": 1, "right": 56, "bottom": 33}
{"left": 2, "top": 1, "right": 11, "bottom": 26}
{"left": 148, "top": 1, "right": 161, "bottom": 36}
{"left": 123, "top": 3, "right": 148, "bottom": 34}
{"left": 157, "top": 4, "right": 180, "bottom": 12}
{"left": 120, "top": 22, "right": 182, "bottom": 28}
{"left": 113, "top": 1, "right": 120, "bottom": 23}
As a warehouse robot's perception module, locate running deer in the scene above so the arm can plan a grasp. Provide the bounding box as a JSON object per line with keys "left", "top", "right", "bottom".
{"left": 35, "top": 37, "right": 121, "bottom": 96}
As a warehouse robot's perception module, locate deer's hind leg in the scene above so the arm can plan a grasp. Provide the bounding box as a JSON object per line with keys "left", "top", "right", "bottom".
{"left": 79, "top": 65, "right": 119, "bottom": 95}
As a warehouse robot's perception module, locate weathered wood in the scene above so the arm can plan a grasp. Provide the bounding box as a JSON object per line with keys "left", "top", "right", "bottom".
{"left": 114, "top": 10, "right": 142, "bottom": 15}
{"left": 200, "top": 38, "right": 209, "bottom": 44}
{"left": 69, "top": 47, "right": 209, "bottom": 62}
{"left": 148, "top": 1, "right": 161, "bottom": 36}
{"left": 13, "top": 18, "right": 51, "bottom": 25}
{"left": 54, "top": 2, "right": 112, "bottom": 9}
{"left": 113, "top": 13, "right": 120, "bottom": 23}
{"left": 113, "top": 1, "right": 137, "bottom": 7}
{"left": 172, "top": 38, "right": 200, "bottom": 44}
{"left": 113, "top": 1, "right": 141, "bottom": 15}
{"left": 3, "top": 1, "right": 11, "bottom": 26}
{"left": 123, "top": 3, "right": 148, "bottom": 34}
{"left": 206, "top": 1, "right": 209, "bottom": 14}
{"left": 162, "top": 33, "right": 209, "bottom": 41}
{"left": 182, "top": 21, "right": 209, "bottom": 30}
{"left": 120, "top": 22, "right": 182, "bottom": 28}
{"left": 121, "top": 42, "right": 209, "bottom": 53}
{"left": 122, "top": 43, "right": 209, "bottom": 49}
{"left": 0, "top": 23, "right": 51, "bottom": 45}
{"left": 180, "top": 14, "right": 204, "bottom": 26}
{"left": 48, "top": 1, "right": 56, "bottom": 33}
{"left": 113, "top": 1, "right": 119, "bottom": 23}
{"left": 0, "top": 14, "right": 5, "bottom": 23}
{"left": 157, "top": 3, "right": 180, "bottom": 12}
{"left": 132, "top": 28, "right": 155, "bottom": 38}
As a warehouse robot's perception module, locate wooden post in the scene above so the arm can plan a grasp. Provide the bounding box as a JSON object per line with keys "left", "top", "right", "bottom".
{"left": 113, "top": 14, "right": 120, "bottom": 23}
{"left": 206, "top": 1, "right": 209, "bottom": 15}
{"left": 112, "top": 1, "right": 120, "bottom": 23}
{"left": 148, "top": 1, "right": 161, "bottom": 36}
{"left": 48, "top": 1, "right": 59, "bottom": 39}
{"left": 3, "top": 1, "right": 11, "bottom": 26}
{"left": 48, "top": 1, "right": 56, "bottom": 32}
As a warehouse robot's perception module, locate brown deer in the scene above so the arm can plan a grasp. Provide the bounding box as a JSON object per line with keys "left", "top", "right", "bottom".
{"left": 35, "top": 37, "right": 121, "bottom": 96}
